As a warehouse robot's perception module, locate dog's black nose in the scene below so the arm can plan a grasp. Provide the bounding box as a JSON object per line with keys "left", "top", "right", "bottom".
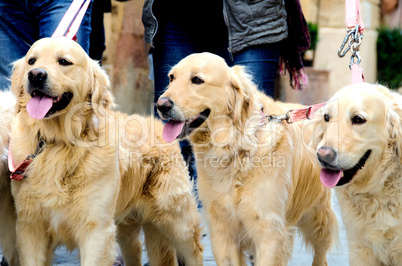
{"left": 156, "top": 97, "right": 174, "bottom": 113}
{"left": 28, "top": 68, "right": 47, "bottom": 85}
{"left": 317, "top": 147, "right": 337, "bottom": 164}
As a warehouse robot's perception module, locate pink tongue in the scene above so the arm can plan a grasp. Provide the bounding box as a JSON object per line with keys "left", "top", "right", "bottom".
{"left": 320, "top": 169, "right": 343, "bottom": 188}
{"left": 27, "top": 95, "right": 53, "bottom": 119}
{"left": 162, "top": 120, "right": 185, "bottom": 143}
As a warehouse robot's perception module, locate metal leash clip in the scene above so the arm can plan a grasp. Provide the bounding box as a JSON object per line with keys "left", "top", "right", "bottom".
{"left": 338, "top": 29, "right": 355, "bottom": 58}
{"left": 27, "top": 138, "right": 46, "bottom": 160}
{"left": 338, "top": 24, "right": 363, "bottom": 69}
{"left": 265, "top": 110, "right": 292, "bottom": 124}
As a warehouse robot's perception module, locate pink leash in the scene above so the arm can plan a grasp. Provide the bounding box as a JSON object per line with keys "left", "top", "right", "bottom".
{"left": 261, "top": 1, "right": 365, "bottom": 136}
{"left": 287, "top": 102, "right": 327, "bottom": 123}
{"left": 339, "top": 0, "right": 365, "bottom": 83}
{"left": 264, "top": 102, "right": 327, "bottom": 124}
{"left": 345, "top": 0, "right": 364, "bottom": 32}
{"left": 8, "top": 0, "right": 91, "bottom": 180}
{"left": 52, "top": 0, "right": 91, "bottom": 40}
{"left": 267, "top": 0, "right": 366, "bottom": 125}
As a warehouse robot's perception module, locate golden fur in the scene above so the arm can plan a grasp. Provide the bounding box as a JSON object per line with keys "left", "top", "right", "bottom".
{"left": 8, "top": 37, "right": 203, "bottom": 265}
{"left": 312, "top": 83, "right": 402, "bottom": 265}
{"left": 0, "top": 91, "right": 18, "bottom": 266}
{"left": 157, "top": 52, "right": 337, "bottom": 265}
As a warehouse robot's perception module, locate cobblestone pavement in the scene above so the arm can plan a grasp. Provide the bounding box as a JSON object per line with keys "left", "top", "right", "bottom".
{"left": 1, "top": 194, "right": 349, "bottom": 265}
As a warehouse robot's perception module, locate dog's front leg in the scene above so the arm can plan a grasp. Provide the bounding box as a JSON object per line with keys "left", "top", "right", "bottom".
{"left": 253, "top": 228, "right": 290, "bottom": 266}
{"left": 209, "top": 225, "right": 245, "bottom": 266}
{"left": 207, "top": 202, "right": 246, "bottom": 266}
{"left": 79, "top": 221, "right": 118, "bottom": 266}
{"left": 240, "top": 168, "right": 292, "bottom": 266}
{"left": 14, "top": 204, "right": 52, "bottom": 265}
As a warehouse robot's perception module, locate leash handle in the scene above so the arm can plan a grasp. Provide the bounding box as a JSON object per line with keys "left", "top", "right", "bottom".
{"left": 52, "top": 0, "right": 91, "bottom": 40}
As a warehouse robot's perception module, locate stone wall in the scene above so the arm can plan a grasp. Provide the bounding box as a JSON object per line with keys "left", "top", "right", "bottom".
{"left": 103, "top": 0, "right": 153, "bottom": 115}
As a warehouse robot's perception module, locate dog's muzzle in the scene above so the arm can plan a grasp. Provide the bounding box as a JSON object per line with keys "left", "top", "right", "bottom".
{"left": 156, "top": 97, "right": 175, "bottom": 120}
{"left": 28, "top": 68, "right": 49, "bottom": 94}
{"left": 317, "top": 147, "right": 338, "bottom": 168}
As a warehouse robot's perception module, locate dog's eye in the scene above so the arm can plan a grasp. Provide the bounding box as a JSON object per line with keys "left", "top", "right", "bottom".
{"left": 169, "top": 74, "right": 174, "bottom": 82}
{"left": 324, "top": 114, "right": 330, "bottom": 122}
{"left": 28, "top": 58, "right": 36, "bottom": 65}
{"left": 191, "top": 76, "right": 204, "bottom": 85}
{"left": 352, "top": 115, "right": 366, "bottom": 125}
{"left": 58, "top": 59, "right": 72, "bottom": 66}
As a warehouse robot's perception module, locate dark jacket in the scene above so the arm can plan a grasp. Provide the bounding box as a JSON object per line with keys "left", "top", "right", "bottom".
{"left": 142, "top": 0, "right": 288, "bottom": 54}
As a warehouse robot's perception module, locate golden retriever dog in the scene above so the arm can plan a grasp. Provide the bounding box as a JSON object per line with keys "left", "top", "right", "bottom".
{"left": 9, "top": 37, "right": 203, "bottom": 266}
{"left": 156, "top": 52, "right": 337, "bottom": 265}
{"left": 0, "top": 91, "right": 18, "bottom": 266}
{"left": 313, "top": 83, "right": 402, "bottom": 265}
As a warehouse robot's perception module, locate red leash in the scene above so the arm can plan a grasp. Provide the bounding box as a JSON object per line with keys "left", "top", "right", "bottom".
{"left": 8, "top": 0, "right": 90, "bottom": 180}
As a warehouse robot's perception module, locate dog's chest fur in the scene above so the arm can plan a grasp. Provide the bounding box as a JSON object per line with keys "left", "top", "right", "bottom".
{"left": 12, "top": 137, "right": 118, "bottom": 209}
{"left": 338, "top": 176, "right": 402, "bottom": 263}
{"left": 195, "top": 142, "right": 289, "bottom": 220}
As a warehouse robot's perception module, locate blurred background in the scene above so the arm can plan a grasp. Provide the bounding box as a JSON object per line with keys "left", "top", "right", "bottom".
{"left": 101, "top": 0, "right": 401, "bottom": 115}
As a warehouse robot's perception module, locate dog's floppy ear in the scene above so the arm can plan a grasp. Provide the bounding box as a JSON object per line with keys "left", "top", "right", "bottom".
{"left": 88, "top": 60, "right": 115, "bottom": 115}
{"left": 387, "top": 95, "right": 402, "bottom": 160}
{"left": 10, "top": 58, "right": 25, "bottom": 113}
{"left": 227, "top": 65, "right": 257, "bottom": 131}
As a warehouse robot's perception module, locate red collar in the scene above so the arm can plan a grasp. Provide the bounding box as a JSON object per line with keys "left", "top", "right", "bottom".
{"left": 8, "top": 138, "right": 45, "bottom": 181}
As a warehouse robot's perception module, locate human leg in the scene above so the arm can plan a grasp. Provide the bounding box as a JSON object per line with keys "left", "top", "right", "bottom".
{"left": 151, "top": 20, "right": 199, "bottom": 107}
{"left": 232, "top": 43, "right": 282, "bottom": 98}
{"left": 0, "top": 0, "right": 36, "bottom": 90}
{"left": 89, "top": 0, "right": 106, "bottom": 62}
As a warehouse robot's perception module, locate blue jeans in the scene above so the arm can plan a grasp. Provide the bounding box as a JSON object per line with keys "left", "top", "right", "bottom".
{"left": 0, "top": 0, "right": 92, "bottom": 90}
{"left": 232, "top": 44, "right": 281, "bottom": 97}
{"left": 152, "top": 20, "right": 231, "bottom": 103}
